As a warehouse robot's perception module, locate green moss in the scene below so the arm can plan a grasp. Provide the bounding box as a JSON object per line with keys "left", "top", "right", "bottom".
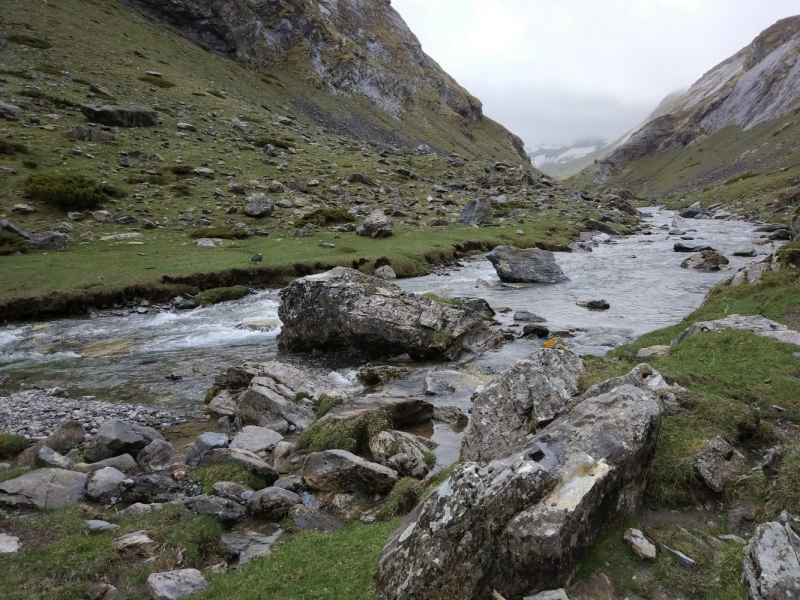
{"left": 22, "top": 173, "right": 120, "bottom": 211}
{"left": 297, "top": 408, "right": 392, "bottom": 453}
{"left": 194, "top": 285, "right": 251, "bottom": 306}
{"left": 190, "top": 463, "right": 267, "bottom": 494}
{"left": 0, "top": 434, "right": 30, "bottom": 459}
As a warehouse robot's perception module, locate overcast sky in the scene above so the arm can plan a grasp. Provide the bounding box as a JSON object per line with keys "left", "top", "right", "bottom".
{"left": 391, "top": 0, "right": 799, "bottom": 148}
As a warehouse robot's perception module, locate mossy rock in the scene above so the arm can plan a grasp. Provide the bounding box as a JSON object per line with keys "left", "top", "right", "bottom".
{"left": 194, "top": 285, "right": 251, "bottom": 306}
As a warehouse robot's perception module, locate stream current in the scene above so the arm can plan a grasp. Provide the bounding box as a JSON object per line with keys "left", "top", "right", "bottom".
{"left": 0, "top": 208, "right": 775, "bottom": 463}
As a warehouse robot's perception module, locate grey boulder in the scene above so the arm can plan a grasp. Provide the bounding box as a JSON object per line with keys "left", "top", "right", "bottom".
{"left": 85, "top": 420, "right": 165, "bottom": 463}
{"left": 671, "top": 315, "right": 800, "bottom": 347}
{"left": 145, "top": 569, "right": 210, "bottom": 600}
{"left": 375, "top": 384, "right": 662, "bottom": 600}
{"left": 246, "top": 487, "right": 302, "bottom": 520}
{"left": 304, "top": 449, "right": 398, "bottom": 493}
{"left": 680, "top": 249, "right": 730, "bottom": 271}
{"left": 229, "top": 426, "right": 284, "bottom": 454}
{"left": 80, "top": 104, "right": 159, "bottom": 127}
{"left": 119, "top": 473, "right": 180, "bottom": 504}
{"left": 457, "top": 198, "right": 493, "bottom": 226}
{"left": 73, "top": 453, "right": 139, "bottom": 474}
{"left": 137, "top": 440, "right": 182, "bottom": 471}
{"left": 12, "top": 420, "right": 85, "bottom": 468}
{"left": 222, "top": 531, "right": 282, "bottom": 567}
{"left": 694, "top": 436, "right": 747, "bottom": 493}
{"left": 86, "top": 467, "right": 126, "bottom": 503}
{"left": 743, "top": 512, "right": 800, "bottom": 600}
{"left": 0, "top": 469, "right": 87, "bottom": 510}
{"left": 34, "top": 446, "right": 75, "bottom": 470}
{"left": 185, "top": 432, "right": 229, "bottom": 467}
{"left": 461, "top": 348, "right": 584, "bottom": 464}
{"left": 243, "top": 193, "right": 274, "bottom": 218}
{"left": 198, "top": 448, "right": 278, "bottom": 484}
{"left": 277, "top": 267, "right": 503, "bottom": 360}
{"left": 289, "top": 504, "right": 342, "bottom": 532}
{"left": 29, "top": 232, "right": 69, "bottom": 251}
{"left": 356, "top": 210, "right": 393, "bottom": 238}
{"left": 486, "top": 246, "right": 569, "bottom": 284}
{"left": 183, "top": 495, "right": 246, "bottom": 525}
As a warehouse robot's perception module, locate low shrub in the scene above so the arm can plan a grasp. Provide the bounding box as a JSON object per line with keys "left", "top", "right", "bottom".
{"left": 138, "top": 75, "right": 176, "bottom": 88}
{"left": 376, "top": 466, "right": 454, "bottom": 520}
{"left": 190, "top": 463, "right": 266, "bottom": 494}
{"left": 194, "top": 285, "right": 251, "bottom": 306}
{"left": 23, "top": 173, "right": 121, "bottom": 211}
{"left": 0, "top": 433, "right": 30, "bottom": 459}
{"left": 0, "top": 69, "right": 34, "bottom": 80}
{"left": 297, "top": 408, "right": 392, "bottom": 453}
{"left": 0, "top": 140, "right": 28, "bottom": 155}
{"left": 314, "top": 395, "right": 344, "bottom": 418}
{"left": 0, "top": 232, "right": 30, "bottom": 256}
{"left": 6, "top": 34, "right": 52, "bottom": 49}
{"left": 188, "top": 227, "right": 248, "bottom": 240}
{"left": 22, "top": 160, "right": 38, "bottom": 169}
{"left": 17, "top": 90, "right": 79, "bottom": 108}
{"left": 169, "top": 164, "right": 193, "bottom": 176}
{"left": 256, "top": 133, "right": 297, "bottom": 149}
{"left": 33, "top": 63, "right": 62, "bottom": 75}
{"left": 295, "top": 208, "right": 354, "bottom": 228}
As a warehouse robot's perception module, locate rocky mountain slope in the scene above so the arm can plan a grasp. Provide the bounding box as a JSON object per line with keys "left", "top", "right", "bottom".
{"left": 569, "top": 15, "right": 800, "bottom": 219}
{"left": 125, "top": 0, "right": 528, "bottom": 160}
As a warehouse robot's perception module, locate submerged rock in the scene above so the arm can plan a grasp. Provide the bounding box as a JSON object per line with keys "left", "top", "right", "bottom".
{"left": 486, "top": 246, "right": 569, "bottom": 284}
{"left": 277, "top": 267, "right": 503, "bottom": 360}
{"left": 461, "top": 347, "right": 584, "bottom": 465}
{"left": 375, "top": 384, "right": 662, "bottom": 600}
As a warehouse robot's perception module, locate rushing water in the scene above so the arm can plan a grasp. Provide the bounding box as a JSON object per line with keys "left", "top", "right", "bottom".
{"left": 0, "top": 208, "right": 775, "bottom": 418}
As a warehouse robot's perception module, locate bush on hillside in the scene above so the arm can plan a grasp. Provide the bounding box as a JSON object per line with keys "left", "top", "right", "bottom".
{"left": 0, "top": 232, "right": 30, "bottom": 256}
{"left": 0, "top": 434, "right": 30, "bottom": 459}
{"left": 22, "top": 173, "right": 121, "bottom": 211}
{"left": 295, "top": 208, "right": 354, "bottom": 228}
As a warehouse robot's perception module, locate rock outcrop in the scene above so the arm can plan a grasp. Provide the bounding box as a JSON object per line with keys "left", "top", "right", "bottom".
{"left": 0, "top": 469, "right": 88, "bottom": 510}
{"left": 671, "top": 315, "right": 800, "bottom": 347}
{"left": 85, "top": 420, "right": 165, "bottom": 463}
{"left": 461, "top": 348, "right": 584, "bottom": 464}
{"left": 80, "top": 105, "right": 159, "bottom": 127}
{"left": 277, "top": 267, "right": 503, "bottom": 360}
{"left": 486, "top": 246, "right": 570, "bottom": 284}
{"left": 375, "top": 384, "right": 662, "bottom": 600}
{"left": 304, "top": 449, "right": 398, "bottom": 493}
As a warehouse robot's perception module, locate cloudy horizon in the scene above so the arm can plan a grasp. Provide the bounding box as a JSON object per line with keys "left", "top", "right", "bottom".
{"left": 392, "top": 0, "right": 799, "bottom": 149}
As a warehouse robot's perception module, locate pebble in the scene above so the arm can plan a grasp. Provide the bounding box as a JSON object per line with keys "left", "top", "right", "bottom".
{"left": 0, "top": 389, "right": 199, "bottom": 439}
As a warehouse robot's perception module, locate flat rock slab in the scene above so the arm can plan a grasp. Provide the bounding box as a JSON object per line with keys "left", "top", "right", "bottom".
{"left": 743, "top": 514, "right": 800, "bottom": 600}
{"left": 0, "top": 468, "right": 87, "bottom": 510}
{"left": 327, "top": 396, "right": 434, "bottom": 427}
{"left": 112, "top": 530, "right": 158, "bottom": 554}
{"left": 304, "top": 449, "right": 398, "bottom": 494}
{"left": 671, "top": 315, "right": 800, "bottom": 347}
{"left": 230, "top": 426, "right": 284, "bottom": 454}
{"left": 0, "top": 533, "right": 20, "bottom": 553}
{"left": 289, "top": 505, "right": 343, "bottom": 532}
{"left": 145, "top": 569, "right": 210, "bottom": 600}
{"left": 222, "top": 530, "right": 282, "bottom": 567}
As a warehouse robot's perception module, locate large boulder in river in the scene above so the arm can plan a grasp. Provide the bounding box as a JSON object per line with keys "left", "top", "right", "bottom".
{"left": 375, "top": 384, "right": 662, "bottom": 600}
{"left": 486, "top": 246, "right": 569, "bottom": 284}
{"left": 743, "top": 511, "right": 800, "bottom": 600}
{"left": 277, "top": 267, "right": 504, "bottom": 360}
{"left": 458, "top": 198, "right": 493, "bottom": 226}
{"left": 461, "top": 348, "right": 584, "bottom": 465}
{"left": 80, "top": 104, "right": 159, "bottom": 127}
{"left": 0, "top": 469, "right": 87, "bottom": 510}
{"left": 680, "top": 249, "right": 729, "bottom": 271}
{"left": 84, "top": 420, "right": 165, "bottom": 463}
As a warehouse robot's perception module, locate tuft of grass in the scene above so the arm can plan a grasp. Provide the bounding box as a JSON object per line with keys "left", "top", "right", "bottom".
{"left": 0, "top": 232, "right": 31, "bottom": 256}
{"left": 6, "top": 33, "right": 52, "bottom": 49}
{"left": 423, "top": 451, "right": 436, "bottom": 469}
{"left": 314, "top": 395, "right": 344, "bottom": 418}
{"left": 0, "top": 467, "right": 29, "bottom": 484}
{"left": 0, "top": 433, "right": 30, "bottom": 459}
{"left": 138, "top": 74, "right": 176, "bottom": 88}
{"left": 297, "top": 408, "right": 392, "bottom": 454}
{"left": 194, "top": 285, "right": 251, "bottom": 307}
{"left": 256, "top": 134, "right": 297, "bottom": 149}
{"left": 295, "top": 208, "right": 354, "bottom": 228}
{"left": 772, "top": 444, "right": 800, "bottom": 515}
{"left": 376, "top": 466, "right": 455, "bottom": 521}
{"left": 196, "top": 520, "right": 396, "bottom": 600}
{"left": 190, "top": 463, "right": 267, "bottom": 494}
